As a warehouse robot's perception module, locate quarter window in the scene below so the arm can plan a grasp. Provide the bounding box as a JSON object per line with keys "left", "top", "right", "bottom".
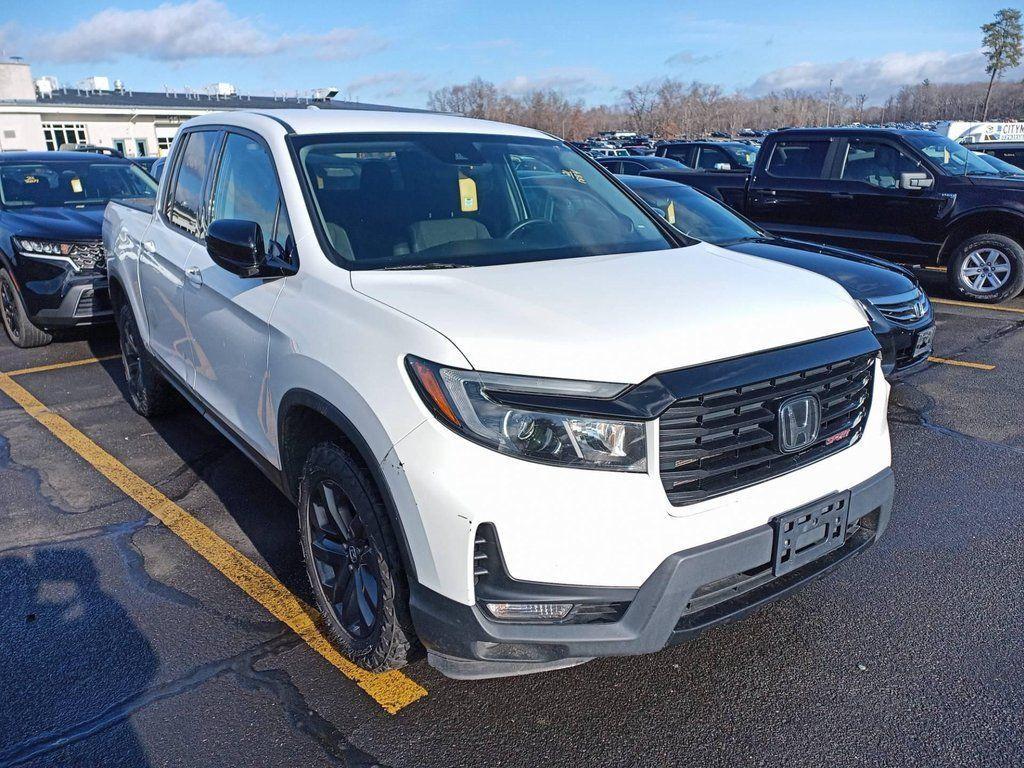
{"left": 696, "top": 147, "right": 731, "bottom": 170}
{"left": 167, "top": 130, "right": 219, "bottom": 237}
{"left": 210, "top": 133, "right": 288, "bottom": 257}
{"left": 765, "top": 140, "right": 831, "bottom": 179}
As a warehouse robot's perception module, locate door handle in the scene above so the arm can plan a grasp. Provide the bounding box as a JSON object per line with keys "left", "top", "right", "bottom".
{"left": 142, "top": 240, "right": 157, "bottom": 254}
{"left": 829, "top": 193, "right": 855, "bottom": 200}
{"left": 185, "top": 266, "right": 203, "bottom": 286}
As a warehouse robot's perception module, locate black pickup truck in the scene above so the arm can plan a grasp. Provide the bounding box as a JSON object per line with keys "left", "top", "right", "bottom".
{"left": 642, "top": 128, "right": 1024, "bottom": 303}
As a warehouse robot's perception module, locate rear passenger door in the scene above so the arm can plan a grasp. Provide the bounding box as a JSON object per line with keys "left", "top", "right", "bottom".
{"left": 184, "top": 129, "right": 293, "bottom": 462}
{"left": 139, "top": 128, "right": 220, "bottom": 384}
{"left": 746, "top": 137, "right": 841, "bottom": 239}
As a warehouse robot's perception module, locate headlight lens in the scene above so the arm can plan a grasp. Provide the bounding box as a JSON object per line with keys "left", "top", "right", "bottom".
{"left": 407, "top": 356, "right": 647, "bottom": 472}
{"left": 13, "top": 238, "right": 102, "bottom": 270}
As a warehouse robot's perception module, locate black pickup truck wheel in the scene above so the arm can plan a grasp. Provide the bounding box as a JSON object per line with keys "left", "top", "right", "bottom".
{"left": 946, "top": 233, "right": 1024, "bottom": 304}
{"left": 0, "top": 269, "right": 52, "bottom": 349}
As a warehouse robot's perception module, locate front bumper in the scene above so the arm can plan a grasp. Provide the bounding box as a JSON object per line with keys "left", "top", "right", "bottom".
{"left": 412, "top": 467, "right": 894, "bottom": 679}
{"left": 16, "top": 257, "right": 112, "bottom": 328}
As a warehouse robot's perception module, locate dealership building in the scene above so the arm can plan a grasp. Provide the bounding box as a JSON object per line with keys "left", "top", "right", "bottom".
{"left": 0, "top": 57, "right": 401, "bottom": 157}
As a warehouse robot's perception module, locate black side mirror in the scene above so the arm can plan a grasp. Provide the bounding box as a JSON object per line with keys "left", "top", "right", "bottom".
{"left": 206, "top": 219, "right": 266, "bottom": 277}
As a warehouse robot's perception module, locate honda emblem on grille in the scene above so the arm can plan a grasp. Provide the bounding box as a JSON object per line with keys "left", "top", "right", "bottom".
{"left": 912, "top": 299, "right": 927, "bottom": 320}
{"left": 777, "top": 394, "right": 821, "bottom": 453}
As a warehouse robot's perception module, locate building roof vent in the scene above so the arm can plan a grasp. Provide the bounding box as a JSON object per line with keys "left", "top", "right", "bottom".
{"left": 312, "top": 86, "right": 340, "bottom": 102}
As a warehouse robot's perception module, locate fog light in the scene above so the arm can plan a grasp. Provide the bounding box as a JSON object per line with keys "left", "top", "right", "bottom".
{"left": 484, "top": 602, "right": 573, "bottom": 621}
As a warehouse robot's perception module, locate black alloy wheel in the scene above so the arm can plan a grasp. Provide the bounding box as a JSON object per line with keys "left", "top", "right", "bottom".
{"left": 0, "top": 277, "right": 20, "bottom": 343}
{"left": 307, "top": 478, "right": 382, "bottom": 639}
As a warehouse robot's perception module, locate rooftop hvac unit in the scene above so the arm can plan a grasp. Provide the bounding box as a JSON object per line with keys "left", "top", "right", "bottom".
{"left": 77, "top": 76, "right": 111, "bottom": 92}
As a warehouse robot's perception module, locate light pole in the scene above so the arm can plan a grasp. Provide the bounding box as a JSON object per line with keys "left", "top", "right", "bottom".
{"left": 825, "top": 79, "right": 834, "bottom": 126}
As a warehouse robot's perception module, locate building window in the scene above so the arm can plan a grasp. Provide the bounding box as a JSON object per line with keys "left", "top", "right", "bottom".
{"left": 135, "top": 139, "right": 148, "bottom": 157}
{"left": 157, "top": 136, "right": 174, "bottom": 155}
{"left": 113, "top": 138, "right": 127, "bottom": 156}
{"left": 42, "top": 123, "right": 88, "bottom": 151}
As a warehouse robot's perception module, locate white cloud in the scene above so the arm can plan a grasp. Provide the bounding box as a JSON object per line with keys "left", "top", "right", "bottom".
{"left": 749, "top": 49, "right": 1002, "bottom": 102}
{"left": 501, "top": 67, "right": 609, "bottom": 96}
{"left": 37, "top": 0, "right": 385, "bottom": 63}
{"left": 665, "top": 50, "right": 716, "bottom": 66}
{"left": 346, "top": 71, "right": 429, "bottom": 99}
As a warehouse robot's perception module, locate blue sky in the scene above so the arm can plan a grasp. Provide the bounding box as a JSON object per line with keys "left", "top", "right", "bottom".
{"left": 0, "top": 0, "right": 1014, "bottom": 106}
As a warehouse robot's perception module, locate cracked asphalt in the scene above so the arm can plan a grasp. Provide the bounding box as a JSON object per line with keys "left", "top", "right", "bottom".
{"left": 1, "top": 272, "right": 1022, "bottom": 768}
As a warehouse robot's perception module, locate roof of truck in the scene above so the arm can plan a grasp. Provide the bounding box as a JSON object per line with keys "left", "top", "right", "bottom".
{"left": 183, "top": 109, "right": 553, "bottom": 140}
{"left": 772, "top": 127, "right": 936, "bottom": 138}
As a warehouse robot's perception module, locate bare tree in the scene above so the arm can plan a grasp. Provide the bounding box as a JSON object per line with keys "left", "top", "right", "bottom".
{"left": 981, "top": 8, "right": 1024, "bottom": 120}
{"left": 622, "top": 82, "right": 658, "bottom": 134}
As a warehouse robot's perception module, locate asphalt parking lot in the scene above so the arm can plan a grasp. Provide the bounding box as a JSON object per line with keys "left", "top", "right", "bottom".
{"left": 1, "top": 271, "right": 1023, "bottom": 768}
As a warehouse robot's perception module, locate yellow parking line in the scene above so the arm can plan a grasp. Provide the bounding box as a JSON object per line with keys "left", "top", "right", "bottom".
{"left": 927, "top": 356, "right": 996, "bottom": 371}
{"left": 931, "top": 298, "right": 1024, "bottom": 315}
{"left": 0, "top": 370, "right": 427, "bottom": 714}
{"left": 5, "top": 354, "right": 120, "bottom": 377}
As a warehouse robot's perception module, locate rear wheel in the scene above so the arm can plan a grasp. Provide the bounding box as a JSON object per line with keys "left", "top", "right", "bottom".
{"left": 116, "top": 302, "right": 178, "bottom": 417}
{"left": 0, "top": 269, "right": 52, "bottom": 348}
{"left": 946, "top": 233, "right": 1024, "bottom": 304}
{"left": 298, "top": 442, "right": 418, "bottom": 672}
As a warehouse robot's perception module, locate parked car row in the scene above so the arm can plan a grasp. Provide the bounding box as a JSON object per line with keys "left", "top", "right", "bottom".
{"left": 637, "top": 127, "right": 1024, "bottom": 304}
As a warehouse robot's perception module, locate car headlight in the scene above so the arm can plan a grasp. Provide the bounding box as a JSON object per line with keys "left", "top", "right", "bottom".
{"left": 406, "top": 356, "right": 647, "bottom": 472}
{"left": 13, "top": 238, "right": 103, "bottom": 270}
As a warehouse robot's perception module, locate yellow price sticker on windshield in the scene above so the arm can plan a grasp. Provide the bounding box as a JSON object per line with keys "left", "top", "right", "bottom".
{"left": 666, "top": 201, "right": 676, "bottom": 224}
{"left": 70, "top": 178, "right": 83, "bottom": 193}
{"left": 459, "top": 174, "right": 478, "bottom": 212}
{"left": 24, "top": 175, "right": 39, "bottom": 184}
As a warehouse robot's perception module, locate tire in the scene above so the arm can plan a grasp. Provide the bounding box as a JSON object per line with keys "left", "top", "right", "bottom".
{"left": 0, "top": 269, "right": 52, "bottom": 348}
{"left": 116, "top": 301, "right": 178, "bottom": 417}
{"left": 945, "top": 233, "right": 1024, "bottom": 304}
{"left": 298, "top": 441, "right": 419, "bottom": 672}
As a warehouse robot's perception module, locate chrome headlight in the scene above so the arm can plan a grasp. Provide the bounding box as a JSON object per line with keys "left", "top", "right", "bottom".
{"left": 13, "top": 238, "right": 104, "bottom": 270}
{"left": 407, "top": 356, "right": 647, "bottom": 472}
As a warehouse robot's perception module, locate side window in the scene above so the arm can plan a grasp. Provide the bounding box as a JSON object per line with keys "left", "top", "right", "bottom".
{"left": 210, "top": 133, "right": 286, "bottom": 257}
{"left": 696, "top": 147, "right": 731, "bottom": 170}
{"left": 602, "top": 160, "right": 622, "bottom": 174}
{"left": 620, "top": 161, "right": 644, "bottom": 175}
{"left": 765, "top": 140, "right": 831, "bottom": 179}
{"left": 167, "top": 131, "right": 219, "bottom": 237}
{"left": 664, "top": 146, "right": 692, "bottom": 165}
{"left": 840, "top": 139, "right": 921, "bottom": 190}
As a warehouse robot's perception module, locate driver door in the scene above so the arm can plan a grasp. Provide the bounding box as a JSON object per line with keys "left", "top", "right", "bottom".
{"left": 824, "top": 137, "right": 946, "bottom": 259}
{"left": 183, "top": 130, "right": 293, "bottom": 462}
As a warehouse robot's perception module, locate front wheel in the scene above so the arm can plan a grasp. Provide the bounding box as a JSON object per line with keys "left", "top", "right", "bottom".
{"left": 116, "top": 302, "right": 178, "bottom": 417}
{"left": 0, "top": 269, "right": 52, "bottom": 348}
{"left": 298, "top": 442, "right": 418, "bottom": 672}
{"left": 946, "top": 233, "right": 1024, "bottom": 304}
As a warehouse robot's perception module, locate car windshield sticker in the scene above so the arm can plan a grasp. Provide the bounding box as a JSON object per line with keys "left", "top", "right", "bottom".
{"left": 459, "top": 173, "right": 478, "bottom": 212}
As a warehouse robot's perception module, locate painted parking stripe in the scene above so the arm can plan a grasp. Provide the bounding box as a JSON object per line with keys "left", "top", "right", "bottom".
{"left": 0, "top": 370, "right": 427, "bottom": 714}
{"left": 931, "top": 298, "right": 1024, "bottom": 315}
{"left": 5, "top": 354, "right": 120, "bottom": 377}
{"left": 927, "top": 356, "right": 996, "bottom": 371}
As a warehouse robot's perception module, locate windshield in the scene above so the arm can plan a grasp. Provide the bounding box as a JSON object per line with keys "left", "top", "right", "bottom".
{"left": 975, "top": 151, "right": 1024, "bottom": 176}
{"left": 627, "top": 180, "right": 763, "bottom": 245}
{"left": 295, "top": 133, "right": 673, "bottom": 269}
{"left": 904, "top": 134, "right": 1000, "bottom": 176}
{"left": 723, "top": 143, "right": 759, "bottom": 167}
{"left": 0, "top": 159, "right": 158, "bottom": 208}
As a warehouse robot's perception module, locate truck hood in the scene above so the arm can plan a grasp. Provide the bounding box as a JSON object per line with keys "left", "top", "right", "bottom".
{"left": 0, "top": 205, "right": 105, "bottom": 240}
{"left": 352, "top": 244, "right": 868, "bottom": 383}
{"left": 728, "top": 237, "right": 918, "bottom": 300}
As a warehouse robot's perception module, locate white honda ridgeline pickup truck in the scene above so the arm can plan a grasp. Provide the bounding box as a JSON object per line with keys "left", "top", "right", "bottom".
{"left": 103, "top": 109, "right": 894, "bottom": 679}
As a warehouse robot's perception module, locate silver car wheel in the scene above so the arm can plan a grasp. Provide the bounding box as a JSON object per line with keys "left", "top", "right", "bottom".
{"left": 960, "top": 247, "right": 1012, "bottom": 293}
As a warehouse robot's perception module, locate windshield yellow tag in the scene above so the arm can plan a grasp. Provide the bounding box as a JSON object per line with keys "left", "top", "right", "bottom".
{"left": 666, "top": 200, "right": 676, "bottom": 224}
{"left": 70, "top": 178, "right": 83, "bottom": 193}
{"left": 459, "top": 174, "right": 478, "bottom": 212}
{"left": 24, "top": 175, "right": 39, "bottom": 184}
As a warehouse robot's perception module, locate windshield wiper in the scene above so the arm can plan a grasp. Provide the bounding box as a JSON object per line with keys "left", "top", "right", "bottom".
{"left": 382, "top": 262, "right": 468, "bottom": 270}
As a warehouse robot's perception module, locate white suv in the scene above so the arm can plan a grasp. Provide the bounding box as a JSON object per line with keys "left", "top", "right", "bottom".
{"left": 103, "top": 109, "right": 894, "bottom": 679}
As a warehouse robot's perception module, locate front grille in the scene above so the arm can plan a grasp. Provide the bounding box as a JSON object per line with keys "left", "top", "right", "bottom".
{"left": 871, "top": 290, "right": 926, "bottom": 324}
{"left": 659, "top": 352, "right": 875, "bottom": 506}
{"left": 71, "top": 240, "right": 106, "bottom": 271}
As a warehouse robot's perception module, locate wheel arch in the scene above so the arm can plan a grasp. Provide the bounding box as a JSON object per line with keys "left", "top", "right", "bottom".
{"left": 939, "top": 209, "right": 1024, "bottom": 265}
{"left": 277, "top": 388, "right": 420, "bottom": 581}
